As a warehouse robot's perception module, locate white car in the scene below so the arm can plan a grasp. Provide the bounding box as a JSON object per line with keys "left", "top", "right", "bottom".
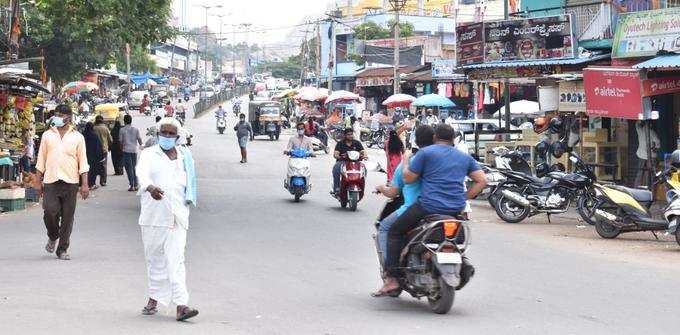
{"left": 129, "top": 90, "right": 150, "bottom": 109}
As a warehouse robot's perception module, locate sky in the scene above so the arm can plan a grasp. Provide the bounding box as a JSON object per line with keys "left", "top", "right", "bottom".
{"left": 174, "top": 0, "right": 335, "bottom": 49}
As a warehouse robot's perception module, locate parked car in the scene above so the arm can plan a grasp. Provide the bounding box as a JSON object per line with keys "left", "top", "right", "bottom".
{"left": 128, "top": 90, "right": 150, "bottom": 109}
{"left": 199, "top": 85, "right": 216, "bottom": 99}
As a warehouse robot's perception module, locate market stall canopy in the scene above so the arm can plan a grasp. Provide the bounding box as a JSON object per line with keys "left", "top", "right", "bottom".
{"left": 60, "top": 81, "right": 99, "bottom": 96}
{"left": 130, "top": 72, "right": 167, "bottom": 86}
{"left": 492, "top": 100, "right": 540, "bottom": 117}
{"left": 382, "top": 93, "right": 416, "bottom": 108}
{"left": 412, "top": 94, "right": 455, "bottom": 108}
{"left": 254, "top": 82, "right": 266, "bottom": 92}
{"left": 168, "top": 76, "right": 183, "bottom": 86}
{"left": 273, "top": 88, "right": 297, "bottom": 99}
{"left": 295, "top": 87, "right": 328, "bottom": 102}
{"left": 633, "top": 53, "right": 680, "bottom": 69}
{"left": 0, "top": 73, "right": 49, "bottom": 96}
{"left": 325, "top": 90, "right": 361, "bottom": 104}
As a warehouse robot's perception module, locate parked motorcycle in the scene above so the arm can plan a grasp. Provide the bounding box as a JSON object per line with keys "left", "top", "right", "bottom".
{"left": 216, "top": 116, "right": 226, "bottom": 134}
{"left": 593, "top": 166, "right": 680, "bottom": 243}
{"left": 372, "top": 198, "right": 473, "bottom": 314}
{"left": 493, "top": 153, "right": 597, "bottom": 224}
{"left": 284, "top": 148, "right": 313, "bottom": 202}
{"left": 366, "top": 126, "right": 385, "bottom": 149}
{"left": 333, "top": 151, "right": 366, "bottom": 211}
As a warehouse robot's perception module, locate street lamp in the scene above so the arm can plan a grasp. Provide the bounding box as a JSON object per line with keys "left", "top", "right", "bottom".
{"left": 240, "top": 23, "right": 253, "bottom": 77}
{"left": 211, "top": 12, "right": 232, "bottom": 78}
{"left": 389, "top": 0, "right": 407, "bottom": 94}
{"left": 194, "top": 3, "right": 222, "bottom": 87}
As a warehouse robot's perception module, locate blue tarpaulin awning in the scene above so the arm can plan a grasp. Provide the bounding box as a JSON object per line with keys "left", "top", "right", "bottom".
{"left": 633, "top": 54, "right": 680, "bottom": 69}
{"left": 129, "top": 72, "right": 168, "bottom": 85}
{"left": 461, "top": 54, "right": 611, "bottom": 69}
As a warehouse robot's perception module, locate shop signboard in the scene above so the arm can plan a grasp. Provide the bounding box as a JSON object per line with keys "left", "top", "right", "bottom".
{"left": 356, "top": 76, "right": 392, "bottom": 87}
{"left": 612, "top": 7, "right": 680, "bottom": 58}
{"left": 432, "top": 60, "right": 457, "bottom": 79}
{"left": 583, "top": 67, "right": 644, "bottom": 120}
{"left": 558, "top": 80, "right": 586, "bottom": 112}
{"left": 467, "top": 65, "right": 559, "bottom": 80}
{"left": 484, "top": 14, "right": 575, "bottom": 62}
{"left": 456, "top": 23, "right": 484, "bottom": 65}
{"left": 641, "top": 76, "right": 680, "bottom": 97}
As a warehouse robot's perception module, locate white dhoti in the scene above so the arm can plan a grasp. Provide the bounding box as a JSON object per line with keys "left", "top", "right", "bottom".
{"left": 142, "top": 224, "right": 188, "bottom": 306}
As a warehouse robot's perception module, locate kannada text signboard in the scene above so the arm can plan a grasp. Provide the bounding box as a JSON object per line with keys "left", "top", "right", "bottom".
{"left": 456, "top": 23, "right": 484, "bottom": 65}
{"left": 612, "top": 7, "right": 680, "bottom": 59}
{"left": 583, "top": 67, "right": 644, "bottom": 120}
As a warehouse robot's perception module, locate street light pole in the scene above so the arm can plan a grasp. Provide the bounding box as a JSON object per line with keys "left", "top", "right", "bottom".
{"left": 194, "top": 3, "right": 222, "bottom": 86}
{"left": 389, "top": 0, "right": 406, "bottom": 95}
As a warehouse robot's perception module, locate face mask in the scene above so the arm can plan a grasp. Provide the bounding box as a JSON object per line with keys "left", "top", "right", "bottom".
{"left": 240, "top": 118, "right": 245, "bottom": 123}
{"left": 297, "top": 129, "right": 305, "bottom": 136}
{"left": 51, "top": 117, "right": 65, "bottom": 128}
{"left": 158, "top": 135, "right": 177, "bottom": 150}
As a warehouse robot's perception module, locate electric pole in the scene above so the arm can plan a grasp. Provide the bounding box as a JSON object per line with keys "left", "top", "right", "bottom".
{"left": 389, "top": 0, "right": 407, "bottom": 95}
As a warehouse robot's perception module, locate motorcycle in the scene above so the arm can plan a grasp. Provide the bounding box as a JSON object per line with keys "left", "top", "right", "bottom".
{"left": 284, "top": 148, "right": 313, "bottom": 202}
{"left": 216, "top": 116, "right": 226, "bottom": 134}
{"left": 232, "top": 101, "right": 241, "bottom": 115}
{"left": 366, "top": 126, "right": 386, "bottom": 149}
{"left": 493, "top": 153, "right": 597, "bottom": 224}
{"left": 373, "top": 198, "right": 472, "bottom": 314}
{"left": 183, "top": 93, "right": 191, "bottom": 102}
{"left": 592, "top": 166, "right": 680, "bottom": 243}
{"left": 333, "top": 150, "right": 366, "bottom": 211}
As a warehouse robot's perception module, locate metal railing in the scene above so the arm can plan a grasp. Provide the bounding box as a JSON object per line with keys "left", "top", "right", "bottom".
{"left": 565, "top": 2, "right": 615, "bottom": 41}
{"left": 193, "top": 85, "right": 249, "bottom": 118}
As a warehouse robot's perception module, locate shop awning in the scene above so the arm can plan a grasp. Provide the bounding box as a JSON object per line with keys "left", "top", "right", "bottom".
{"left": 354, "top": 66, "right": 421, "bottom": 78}
{"left": 461, "top": 54, "right": 611, "bottom": 69}
{"left": 633, "top": 54, "right": 680, "bottom": 69}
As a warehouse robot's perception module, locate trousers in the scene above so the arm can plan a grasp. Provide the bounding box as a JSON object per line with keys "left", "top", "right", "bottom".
{"left": 43, "top": 181, "right": 79, "bottom": 255}
{"left": 123, "top": 152, "right": 138, "bottom": 187}
{"left": 332, "top": 161, "right": 343, "bottom": 192}
{"left": 384, "top": 203, "right": 431, "bottom": 276}
{"left": 142, "top": 224, "right": 189, "bottom": 306}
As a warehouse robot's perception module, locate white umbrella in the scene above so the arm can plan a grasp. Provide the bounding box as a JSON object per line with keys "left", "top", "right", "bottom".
{"left": 493, "top": 100, "right": 540, "bottom": 117}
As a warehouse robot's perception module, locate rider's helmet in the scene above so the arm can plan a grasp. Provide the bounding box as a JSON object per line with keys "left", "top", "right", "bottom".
{"left": 550, "top": 141, "right": 566, "bottom": 158}
{"left": 671, "top": 149, "right": 680, "bottom": 168}
{"left": 535, "top": 140, "right": 550, "bottom": 159}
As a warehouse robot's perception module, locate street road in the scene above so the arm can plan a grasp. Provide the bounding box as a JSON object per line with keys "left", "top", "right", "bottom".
{"left": 1, "top": 98, "right": 679, "bottom": 335}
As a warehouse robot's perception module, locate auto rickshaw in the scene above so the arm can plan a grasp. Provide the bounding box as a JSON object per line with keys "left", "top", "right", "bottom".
{"left": 248, "top": 100, "right": 282, "bottom": 141}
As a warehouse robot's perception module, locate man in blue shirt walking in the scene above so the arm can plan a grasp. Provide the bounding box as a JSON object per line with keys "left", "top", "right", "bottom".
{"left": 375, "top": 124, "right": 487, "bottom": 295}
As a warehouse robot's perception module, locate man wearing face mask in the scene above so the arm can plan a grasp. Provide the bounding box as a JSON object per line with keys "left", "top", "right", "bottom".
{"left": 234, "top": 113, "right": 252, "bottom": 163}
{"left": 35, "top": 104, "right": 90, "bottom": 260}
{"left": 135, "top": 117, "right": 198, "bottom": 321}
{"left": 284, "top": 122, "right": 315, "bottom": 155}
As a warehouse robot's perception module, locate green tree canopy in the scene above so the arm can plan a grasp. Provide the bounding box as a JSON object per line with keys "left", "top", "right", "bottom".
{"left": 352, "top": 20, "right": 415, "bottom": 40}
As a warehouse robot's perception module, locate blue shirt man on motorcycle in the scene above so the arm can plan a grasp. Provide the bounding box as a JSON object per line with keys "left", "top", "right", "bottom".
{"left": 374, "top": 124, "right": 486, "bottom": 296}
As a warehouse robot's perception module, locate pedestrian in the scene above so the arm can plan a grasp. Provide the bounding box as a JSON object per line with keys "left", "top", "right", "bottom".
{"left": 83, "top": 122, "right": 105, "bottom": 189}
{"left": 164, "top": 101, "right": 174, "bottom": 117}
{"left": 35, "top": 104, "right": 90, "bottom": 260}
{"left": 135, "top": 117, "right": 198, "bottom": 321}
{"left": 111, "top": 121, "right": 124, "bottom": 175}
{"left": 384, "top": 129, "right": 404, "bottom": 182}
{"left": 233, "top": 113, "right": 252, "bottom": 163}
{"left": 19, "top": 129, "right": 34, "bottom": 173}
{"left": 92, "top": 115, "right": 113, "bottom": 186}
{"left": 120, "top": 114, "right": 143, "bottom": 192}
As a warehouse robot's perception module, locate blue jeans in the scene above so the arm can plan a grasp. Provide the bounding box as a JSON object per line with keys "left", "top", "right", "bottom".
{"left": 123, "top": 152, "right": 138, "bottom": 187}
{"left": 332, "top": 161, "right": 343, "bottom": 192}
{"left": 378, "top": 211, "right": 401, "bottom": 262}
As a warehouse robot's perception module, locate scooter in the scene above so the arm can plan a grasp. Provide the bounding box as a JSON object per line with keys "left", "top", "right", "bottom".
{"left": 284, "top": 148, "right": 313, "bottom": 202}
{"left": 216, "top": 116, "right": 226, "bottom": 134}
{"left": 593, "top": 166, "right": 680, "bottom": 243}
{"left": 310, "top": 136, "right": 329, "bottom": 154}
{"left": 333, "top": 150, "right": 366, "bottom": 211}
{"left": 372, "top": 198, "right": 473, "bottom": 314}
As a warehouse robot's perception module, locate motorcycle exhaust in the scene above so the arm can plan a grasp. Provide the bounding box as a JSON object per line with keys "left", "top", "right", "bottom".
{"left": 500, "top": 189, "right": 530, "bottom": 207}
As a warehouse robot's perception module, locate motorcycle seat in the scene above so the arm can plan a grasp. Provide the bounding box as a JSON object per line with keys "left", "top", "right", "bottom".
{"left": 612, "top": 186, "right": 653, "bottom": 203}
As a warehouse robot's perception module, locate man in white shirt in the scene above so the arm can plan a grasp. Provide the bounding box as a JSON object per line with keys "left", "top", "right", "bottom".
{"left": 136, "top": 117, "right": 198, "bottom": 321}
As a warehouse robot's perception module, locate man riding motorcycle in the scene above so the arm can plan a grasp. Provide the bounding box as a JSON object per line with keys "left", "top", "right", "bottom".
{"left": 332, "top": 128, "right": 366, "bottom": 195}
{"left": 374, "top": 124, "right": 486, "bottom": 296}
{"left": 284, "top": 122, "right": 315, "bottom": 155}
{"left": 304, "top": 116, "right": 327, "bottom": 149}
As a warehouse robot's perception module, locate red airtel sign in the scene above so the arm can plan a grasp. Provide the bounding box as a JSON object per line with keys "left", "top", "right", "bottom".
{"left": 583, "top": 67, "right": 644, "bottom": 120}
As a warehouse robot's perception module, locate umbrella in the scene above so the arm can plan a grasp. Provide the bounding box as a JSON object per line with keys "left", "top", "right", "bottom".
{"left": 146, "top": 79, "right": 158, "bottom": 86}
{"left": 273, "top": 88, "right": 297, "bottom": 99}
{"left": 325, "top": 90, "right": 361, "bottom": 104}
{"left": 382, "top": 93, "right": 416, "bottom": 108}
{"left": 412, "top": 94, "right": 455, "bottom": 108}
{"left": 295, "top": 87, "right": 328, "bottom": 102}
{"left": 168, "top": 77, "right": 183, "bottom": 86}
{"left": 60, "top": 81, "right": 98, "bottom": 96}
{"left": 492, "top": 100, "right": 540, "bottom": 117}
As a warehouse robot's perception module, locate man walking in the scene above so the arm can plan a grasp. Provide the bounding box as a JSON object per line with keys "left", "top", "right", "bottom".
{"left": 35, "top": 104, "right": 89, "bottom": 260}
{"left": 93, "top": 115, "right": 112, "bottom": 186}
{"left": 136, "top": 117, "right": 198, "bottom": 321}
{"left": 234, "top": 113, "right": 252, "bottom": 163}
{"left": 120, "top": 114, "right": 143, "bottom": 192}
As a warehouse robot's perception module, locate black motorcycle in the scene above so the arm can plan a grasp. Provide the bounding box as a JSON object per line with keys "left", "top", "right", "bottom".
{"left": 366, "top": 126, "right": 385, "bottom": 149}
{"left": 373, "top": 198, "right": 473, "bottom": 314}
{"left": 493, "top": 153, "right": 597, "bottom": 224}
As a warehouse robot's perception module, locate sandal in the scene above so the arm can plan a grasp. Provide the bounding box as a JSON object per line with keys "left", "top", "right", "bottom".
{"left": 176, "top": 306, "right": 199, "bottom": 321}
{"left": 141, "top": 305, "right": 157, "bottom": 315}
{"left": 370, "top": 288, "right": 401, "bottom": 298}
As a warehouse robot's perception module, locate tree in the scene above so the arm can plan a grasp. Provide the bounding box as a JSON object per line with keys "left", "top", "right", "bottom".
{"left": 114, "top": 45, "right": 158, "bottom": 74}
{"left": 255, "top": 55, "right": 302, "bottom": 80}
{"left": 352, "top": 20, "right": 415, "bottom": 40}
{"left": 388, "top": 19, "right": 416, "bottom": 38}
{"left": 18, "top": 0, "right": 175, "bottom": 82}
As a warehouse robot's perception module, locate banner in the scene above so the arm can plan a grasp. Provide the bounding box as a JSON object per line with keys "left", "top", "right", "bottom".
{"left": 356, "top": 76, "right": 392, "bottom": 87}
{"left": 612, "top": 7, "right": 680, "bottom": 58}
{"left": 558, "top": 80, "right": 586, "bottom": 112}
{"left": 642, "top": 76, "right": 680, "bottom": 97}
{"left": 484, "top": 15, "right": 575, "bottom": 62}
{"left": 432, "top": 60, "right": 457, "bottom": 79}
{"left": 583, "top": 67, "right": 644, "bottom": 120}
{"left": 456, "top": 23, "right": 484, "bottom": 65}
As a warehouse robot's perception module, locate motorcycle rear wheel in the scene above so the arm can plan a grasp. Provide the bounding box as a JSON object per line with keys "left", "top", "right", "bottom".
{"left": 494, "top": 188, "right": 530, "bottom": 223}
{"left": 218, "top": 128, "right": 224, "bottom": 134}
{"left": 349, "top": 191, "right": 359, "bottom": 211}
{"left": 294, "top": 193, "right": 301, "bottom": 202}
{"left": 594, "top": 204, "right": 621, "bottom": 239}
{"left": 428, "top": 277, "right": 455, "bottom": 314}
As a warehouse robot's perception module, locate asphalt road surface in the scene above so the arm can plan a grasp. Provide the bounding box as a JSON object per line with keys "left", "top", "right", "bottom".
{"left": 2, "top": 98, "right": 679, "bottom": 334}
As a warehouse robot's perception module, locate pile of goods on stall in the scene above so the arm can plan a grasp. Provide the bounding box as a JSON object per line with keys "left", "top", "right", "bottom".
{"left": 0, "top": 95, "right": 36, "bottom": 154}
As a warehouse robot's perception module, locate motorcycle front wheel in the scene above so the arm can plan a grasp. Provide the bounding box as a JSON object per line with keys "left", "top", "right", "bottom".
{"left": 428, "top": 277, "right": 455, "bottom": 314}
{"left": 577, "top": 191, "right": 598, "bottom": 225}
{"left": 494, "top": 188, "right": 530, "bottom": 223}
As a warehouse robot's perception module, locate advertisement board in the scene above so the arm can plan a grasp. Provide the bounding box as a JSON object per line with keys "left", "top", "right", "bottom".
{"left": 558, "top": 80, "right": 586, "bottom": 112}
{"left": 583, "top": 67, "right": 644, "bottom": 120}
{"left": 356, "top": 76, "right": 392, "bottom": 87}
{"left": 612, "top": 7, "right": 680, "bottom": 58}
{"left": 432, "top": 60, "right": 457, "bottom": 79}
{"left": 642, "top": 76, "right": 680, "bottom": 97}
{"left": 484, "top": 14, "right": 575, "bottom": 62}
{"left": 456, "top": 23, "right": 484, "bottom": 65}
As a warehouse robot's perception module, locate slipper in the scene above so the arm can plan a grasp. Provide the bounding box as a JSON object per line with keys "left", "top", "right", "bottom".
{"left": 141, "top": 306, "right": 157, "bottom": 315}
{"left": 370, "top": 288, "right": 400, "bottom": 298}
{"left": 176, "top": 307, "right": 199, "bottom": 321}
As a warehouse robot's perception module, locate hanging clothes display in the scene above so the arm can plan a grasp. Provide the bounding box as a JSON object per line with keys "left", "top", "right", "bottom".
{"left": 437, "top": 83, "right": 447, "bottom": 97}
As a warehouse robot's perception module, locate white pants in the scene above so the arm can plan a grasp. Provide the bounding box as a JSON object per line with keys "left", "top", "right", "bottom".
{"left": 141, "top": 225, "right": 188, "bottom": 306}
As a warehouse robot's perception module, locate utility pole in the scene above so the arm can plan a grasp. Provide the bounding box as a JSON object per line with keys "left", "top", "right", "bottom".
{"left": 327, "top": 11, "right": 341, "bottom": 93}
{"left": 315, "top": 22, "right": 321, "bottom": 88}
{"left": 241, "top": 23, "right": 253, "bottom": 76}
{"left": 390, "top": 0, "right": 407, "bottom": 95}
{"left": 194, "top": 3, "right": 222, "bottom": 85}
{"left": 232, "top": 24, "right": 238, "bottom": 78}
{"left": 300, "top": 22, "right": 311, "bottom": 86}
{"left": 211, "top": 13, "right": 229, "bottom": 77}
{"left": 503, "top": 0, "right": 510, "bottom": 134}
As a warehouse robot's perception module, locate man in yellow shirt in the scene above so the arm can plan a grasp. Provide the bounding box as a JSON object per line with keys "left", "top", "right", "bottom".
{"left": 35, "top": 104, "right": 90, "bottom": 260}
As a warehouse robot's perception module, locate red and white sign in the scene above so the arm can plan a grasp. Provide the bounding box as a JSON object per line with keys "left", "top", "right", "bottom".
{"left": 356, "top": 76, "right": 392, "bottom": 87}
{"left": 583, "top": 67, "right": 644, "bottom": 120}
{"left": 642, "top": 76, "right": 680, "bottom": 97}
